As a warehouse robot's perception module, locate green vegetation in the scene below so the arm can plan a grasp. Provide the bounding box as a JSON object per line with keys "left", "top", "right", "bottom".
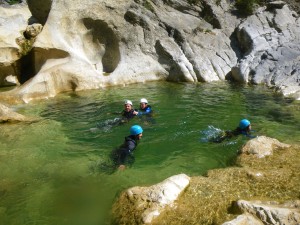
{"left": 5, "top": 0, "right": 21, "bottom": 5}
{"left": 16, "top": 37, "right": 34, "bottom": 56}
{"left": 235, "top": 0, "right": 267, "bottom": 16}
{"left": 143, "top": 0, "right": 155, "bottom": 13}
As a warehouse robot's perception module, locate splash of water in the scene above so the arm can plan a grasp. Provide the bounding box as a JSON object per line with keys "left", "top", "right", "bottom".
{"left": 200, "top": 125, "right": 224, "bottom": 143}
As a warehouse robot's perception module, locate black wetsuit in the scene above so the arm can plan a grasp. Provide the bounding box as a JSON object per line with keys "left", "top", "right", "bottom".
{"left": 111, "top": 135, "right": 138, "bottom": 166}
{"left": 122, "top": 109, "right": 137, "bottom": 119}
{"left": 214, "top": 127, "right": 254, "bottom": 143}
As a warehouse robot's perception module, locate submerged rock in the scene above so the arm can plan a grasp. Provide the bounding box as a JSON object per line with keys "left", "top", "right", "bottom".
{"left": 0, "top": 103, "right": 26, "bottom": 122}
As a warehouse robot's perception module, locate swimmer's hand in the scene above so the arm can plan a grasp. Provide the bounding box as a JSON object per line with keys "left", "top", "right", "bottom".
{"left": 118, "top": 165, "right": 126, "bottom": 171}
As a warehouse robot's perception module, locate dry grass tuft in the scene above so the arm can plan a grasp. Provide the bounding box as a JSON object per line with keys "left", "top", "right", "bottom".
{"left": 152, "top": 146, "right": 300, "bottom": 225}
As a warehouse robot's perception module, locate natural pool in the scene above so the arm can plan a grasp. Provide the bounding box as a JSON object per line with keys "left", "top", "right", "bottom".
{"left": 0, "top": 81, "right": 299, "bottom": 225}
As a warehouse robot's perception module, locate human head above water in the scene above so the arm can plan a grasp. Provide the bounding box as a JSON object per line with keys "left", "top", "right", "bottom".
{"left": 124, "top": 100, "right": 133, "bottom": 106}
{"left": 140, "top": 98, "right": 148, "bottom": 109}
{"left": 239, "top": 119, "right": 251, "bottom": 130}
{"left": 124, "top": 100, "right": 133, "bottom": 112}
{"left": 130, "top": 125, "right": 143, "bottom": 139}
{"left": 140, "top": 98, "right": 148, "bottom": 104}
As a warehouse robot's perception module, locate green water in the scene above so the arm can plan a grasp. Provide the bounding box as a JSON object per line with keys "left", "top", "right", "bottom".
{"left": 0, "top": 81, "right": 299, "bottom": 225}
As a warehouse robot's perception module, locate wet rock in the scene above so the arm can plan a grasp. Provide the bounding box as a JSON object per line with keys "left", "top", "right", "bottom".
{"left": 239, "top": 136, "right": 291, "bottom": 158}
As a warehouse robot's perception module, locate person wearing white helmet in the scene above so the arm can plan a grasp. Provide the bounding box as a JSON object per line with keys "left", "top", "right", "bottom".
{"left": 136, "top": 98, "right": 152, "bottom": 116}
{"left": 121, "top": 100, "right": 137, "bottom": 120}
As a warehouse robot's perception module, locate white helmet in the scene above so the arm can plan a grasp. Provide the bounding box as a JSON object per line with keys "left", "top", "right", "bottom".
{"left": 124, "top": 100, "right": 133, "bottom": 105}
{"left": 140, "top": 98, "right": 148, "bottom": 104}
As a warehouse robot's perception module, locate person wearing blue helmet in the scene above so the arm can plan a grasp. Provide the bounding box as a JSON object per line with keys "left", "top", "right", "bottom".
{"left": 111, "top": 125, "right": 143, "bottom": 170}
{"left": 227, "top": 119, "right": 253, "bottom": 137}
{"left": 213, "top": 119, "right": 254, "bottom": 143}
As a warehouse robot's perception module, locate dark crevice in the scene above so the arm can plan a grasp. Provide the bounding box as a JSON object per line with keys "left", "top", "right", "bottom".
{"left": 229, "top": 29, "right": 244, "bottom": 61}
{"left": 27, "top": 0, "right": 52, "bottom": 25}
{"left": 19, "top": 47, "right": 69, "bottom": 84}
{"left": 199, "top": 1, "right": 221, "bottom": 29}
{"left": 83, "top": 18, "right": 120, "bottom": 73}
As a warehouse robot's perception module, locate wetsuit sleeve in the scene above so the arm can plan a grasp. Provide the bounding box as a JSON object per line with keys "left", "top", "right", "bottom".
{"left": 145, "top": 106, "right": 152, "bottom": 114}
{"left": 138, "top": 106, "right": 152, "bottom": 115}
{"left": 127, "top": 140, "right": 136, "bottom": 152}
{"left": 118, "top": 140, "right": 136, "bottom": 164}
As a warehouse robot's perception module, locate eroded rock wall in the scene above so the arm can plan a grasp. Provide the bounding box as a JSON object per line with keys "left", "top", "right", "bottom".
{"left": 0, "top": 0, "right": 299, "bottom": 103}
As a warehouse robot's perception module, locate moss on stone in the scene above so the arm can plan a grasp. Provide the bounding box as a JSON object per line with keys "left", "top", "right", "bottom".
{"left": 112, "top": 144, "right": 300, "bottom": 225}
{"left": 143, "top": 0, "right": 155, "bottom": 13}
{"left": 16, "top": 36, "right": 35, "bottom": 57}
{"left": 152, "top": 146, "right": 300, "bottom": 224}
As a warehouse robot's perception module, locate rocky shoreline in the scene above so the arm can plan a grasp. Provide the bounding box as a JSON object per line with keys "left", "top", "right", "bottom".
{"left": 112, "top": 136, "right": 300, "bottom": 224}
{"left": 1, "top": 1, "right": 300, "bottom": 224}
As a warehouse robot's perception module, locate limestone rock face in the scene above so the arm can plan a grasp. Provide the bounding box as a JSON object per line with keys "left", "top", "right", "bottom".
{"left": 0, "top": 0, "right": 299, "bottom": 102}
{"left": 231, "top": 2, "right": 300, "bottom": 99}
{"left": 223, "top": 200, "right": 300, "bottom": 225}
{"left": 0, "top": 3, "right": 32, "bottom": 86}
{"left": 239, "top": 136, "right": 291, "bottom": 158}
{"left": 113, "top": 174, "right": 190, "bottom": 224}
{"left": 0, "top": 0, "right": 239, "bottom": 102}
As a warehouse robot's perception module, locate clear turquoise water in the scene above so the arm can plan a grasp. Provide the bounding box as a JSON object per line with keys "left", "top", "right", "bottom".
{"left": 0, "top": 81, "right": 299, "bottom": 225}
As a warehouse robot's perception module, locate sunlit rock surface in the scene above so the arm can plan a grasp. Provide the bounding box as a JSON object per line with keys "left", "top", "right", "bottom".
{"left": 0, "top": 2, "right": 31, "bottom": 86}
{"left": 0, "top": 0, "right": 300, "bottom": 102}
{"left": 239, "top": 136, "right": 291, "bottom": 158}
{"left": 112, "top": 174, "right": 190, "bottom": 224}
{"left": 231, "top": 1, "right": 300, "bottom": 99}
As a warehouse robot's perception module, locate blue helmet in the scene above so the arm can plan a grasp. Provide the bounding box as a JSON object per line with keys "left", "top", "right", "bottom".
{"left": 239, "top": 119, "right": 250, "bottom": 129}
{"left": 130, "top": 125, "right": 143, "bottom": 135}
